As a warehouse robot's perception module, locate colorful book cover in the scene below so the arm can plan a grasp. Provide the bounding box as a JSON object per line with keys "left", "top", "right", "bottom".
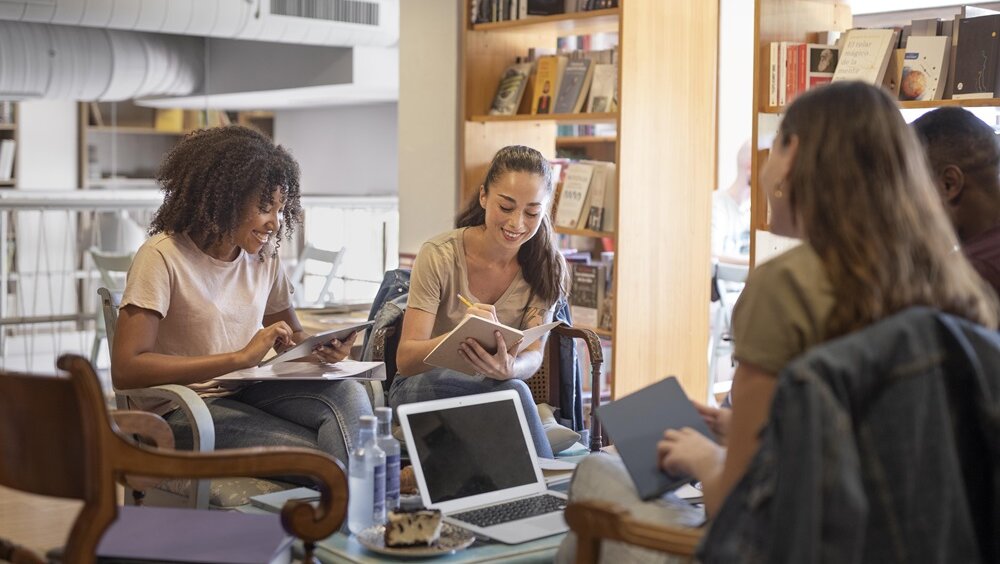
{"left": 899, "top": 36, "right": 950, "bottom": 101}
{"left": 489, "top": 62, "right": 533, "bottom": 116}
{"left": 555, "top": 163, "right": 595, "bottom": 229}
{"left": 805, "top": 44, "right": 838, "bottom": 90}
{"left": 832, "top": 28, "right": 897, "bottom": 85}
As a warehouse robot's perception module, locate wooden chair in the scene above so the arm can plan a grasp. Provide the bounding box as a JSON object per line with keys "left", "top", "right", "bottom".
{"left": 564, "top": 501, "right": 703, "bottom": 563}
{"left": 0, "top": 354, "right": 347, "bottom": 564}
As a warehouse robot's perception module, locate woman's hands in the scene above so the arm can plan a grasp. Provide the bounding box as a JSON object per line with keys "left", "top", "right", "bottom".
{"left": 657, "top": 428, "right": 725, "bottom": 482}
{"left": 459, "top": 330, "right": 523, "bottom": 380}
{"left": 311, "top": 330, "right": 359, "bottom": 364}
{"left": 464, "top": 302, "right": 498, "bottom": 322}
{"left": 696, "top": 402, "right": 732, "bottom": 444}
{"left": 240, "top": 321, "right": 294, "bottom": 367}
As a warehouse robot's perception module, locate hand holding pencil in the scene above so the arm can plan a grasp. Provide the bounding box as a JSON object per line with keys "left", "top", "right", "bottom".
{"left": 458, "top": 293, "right": 499, "bottom": 323}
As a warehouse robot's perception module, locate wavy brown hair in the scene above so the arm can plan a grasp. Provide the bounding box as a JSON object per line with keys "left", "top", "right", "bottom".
{"left": 149, "top": 125, "right": 302, "bottom": 259}
{"left": 455, "top": 145, "right": 568, "bottom": 305}
{"left": 779, "top": 81, "right": 997, "bottom": 336}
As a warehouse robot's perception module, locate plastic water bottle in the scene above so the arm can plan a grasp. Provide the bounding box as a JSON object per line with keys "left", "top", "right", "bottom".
{"left": 348, "top": 415, "right": 386, "bottom": 534}
{"left": 375, "top": 407, "right": 401, "bottom": 511}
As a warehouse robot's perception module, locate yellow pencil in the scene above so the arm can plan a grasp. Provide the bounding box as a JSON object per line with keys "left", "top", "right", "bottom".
{"left": 457, "top": 293, "right": 475, "bottom": 308}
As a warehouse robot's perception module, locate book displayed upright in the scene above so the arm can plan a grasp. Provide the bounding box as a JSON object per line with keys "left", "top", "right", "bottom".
{"left": 532, "top": 55, "right": 567, "bottom": 114}
{"left": 952, "top": 14, "right": 1000, "bottom": 99}
{"left": 831, "top": 28, "right": 897, "bottom": 85}
{"left": 553, "top": 58, "right": 594, "bottom": 114}
{"left": 489, "top": 62, "right": 533, "bottom": 116}
{"left": 569, "top": 264, "right": 606, "bottom": 328}
{"left": 805, "top": 44, "right": 838, "bottom": 89}
{"left": 900, "top": 35, "right": 950, "bottom": 101}
{"left": 0, "top": 139, "right": 15, "bottom": 181}
{"left": 554, "top": 163, "right": 594, "bottom": 229}
{"left": 586, "top": 64, "right": 617, "bottom": 113}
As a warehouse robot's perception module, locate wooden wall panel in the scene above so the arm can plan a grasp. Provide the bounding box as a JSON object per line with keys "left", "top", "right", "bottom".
{"left": 613, "top": 1, "right": 719, "bottom": 399}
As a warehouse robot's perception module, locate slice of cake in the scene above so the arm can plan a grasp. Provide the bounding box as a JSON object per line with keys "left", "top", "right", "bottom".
{"left": 384, "top": 508, "right": 443, "bottom": 547}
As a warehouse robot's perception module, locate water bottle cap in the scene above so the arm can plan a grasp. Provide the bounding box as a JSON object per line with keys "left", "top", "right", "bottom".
{"left": 359, "top": 415, "right": 377, "bottom": 429}
{"left": 375, "top": 407, "right": 392, "bottom": 422}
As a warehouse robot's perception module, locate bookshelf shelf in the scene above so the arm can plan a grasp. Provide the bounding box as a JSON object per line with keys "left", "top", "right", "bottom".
{"left": 0, "top": 180, "right": 15, "bottom": 187}
{"left": 461, "top": 2, "right": 716, "bottom": 401}
{"left": 87, "top": 126, "right": 188, "bottom": 136}
{"left": 761, "top": 98, "right": 1000, "bottom": 115}
{"left": 554, "top": 226, "right": 616, "bottom": 239}
{"left": 470, "top": 8, "right": 619, "bottom": 34}
{"left": 0, "top": 125, "right": 15, "bottom": 131}
{"left": 556, "top": 136, "right": 617, "bottom": 145}
{"left": 468, "top": 112, "right": 618, "bottom": 124}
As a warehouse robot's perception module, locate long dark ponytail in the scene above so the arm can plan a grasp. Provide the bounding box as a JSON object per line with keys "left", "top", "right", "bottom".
{"left": 455, "top": 145, "right": 568, "bottom": 305}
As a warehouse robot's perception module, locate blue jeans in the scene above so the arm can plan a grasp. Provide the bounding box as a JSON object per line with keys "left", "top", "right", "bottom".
{"left": 389, "top": 368, "right": 553, "bottom": 458}
{"left": 166, "top": 379, "right": 373, "bottom": 469}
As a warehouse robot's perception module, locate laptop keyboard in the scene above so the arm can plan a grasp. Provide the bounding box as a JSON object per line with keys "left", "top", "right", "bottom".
{"left": 451, "top": 494, "right": 567, "bottom": 528}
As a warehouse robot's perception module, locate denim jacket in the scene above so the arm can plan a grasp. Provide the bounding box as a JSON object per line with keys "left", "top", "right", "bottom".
{"left": 699, "top": 307, "right": 1000, "bottom": 563}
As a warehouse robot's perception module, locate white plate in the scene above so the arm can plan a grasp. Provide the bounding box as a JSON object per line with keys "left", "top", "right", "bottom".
{"left": 356, "top": 523, "right": 475, "bottom": 558}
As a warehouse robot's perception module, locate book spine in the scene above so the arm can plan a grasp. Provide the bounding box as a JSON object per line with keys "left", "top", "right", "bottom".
{"left": 778, "top": 42, "right": 788, "bottom": 107}
{"left": 769, "top": 43, "right": 778, "bottom": 108}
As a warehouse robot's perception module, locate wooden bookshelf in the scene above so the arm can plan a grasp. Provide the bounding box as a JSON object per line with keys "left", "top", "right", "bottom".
{"left": 556, "top": 136, "right": 617, "bottom": 145}
{"left": 472, "top": 8, "right": 620, "bottom": 33}
{"left": 461, "top": 3, "right": 718, "bottom": 400}
{"left": 760, "top": 97, "right": 1000, "bottom": 114}
{"left": 554, "top": 226, "right": 615, "bottom": 239}
{"left": 78, "top": 103, "right": 274, "bottom": 189}
{"left": 468, "top": 112, "right": 618, "bottom": 124}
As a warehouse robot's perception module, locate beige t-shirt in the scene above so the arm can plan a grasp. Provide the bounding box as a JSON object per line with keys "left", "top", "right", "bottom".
{"left": 408, "top": 228, "right": 554, "bottom": 338}
{"left": 120, "top": 232, "right": 293, "bottom": 410}
{"left": 731, "top": 244, "right": 835, "bottom": 374}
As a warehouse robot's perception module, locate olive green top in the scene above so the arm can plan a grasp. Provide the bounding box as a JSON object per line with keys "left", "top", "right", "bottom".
{"left": 732, "top": 244, "right": 835, "bottom": 374}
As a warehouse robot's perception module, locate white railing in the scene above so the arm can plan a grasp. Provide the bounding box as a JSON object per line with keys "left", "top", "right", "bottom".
{"left": 0, "top": 190, "right": 398, "bottom": 373}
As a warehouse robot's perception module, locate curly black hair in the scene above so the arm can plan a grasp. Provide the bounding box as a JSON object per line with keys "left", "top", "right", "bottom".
{"left": 149, "top": 125, "right": 302, "bottom": 260}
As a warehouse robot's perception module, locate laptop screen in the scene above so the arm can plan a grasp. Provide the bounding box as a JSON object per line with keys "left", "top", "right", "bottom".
{"left": 406, "top": 399, "right": 538, "bottom": 504}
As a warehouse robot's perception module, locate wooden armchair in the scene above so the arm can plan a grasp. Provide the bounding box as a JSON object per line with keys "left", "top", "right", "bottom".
{"left": 0, "top": 354, "right": 348, "bottom": 564}
{"left": 564, "top": 500, "right": 704, "bottom": 563}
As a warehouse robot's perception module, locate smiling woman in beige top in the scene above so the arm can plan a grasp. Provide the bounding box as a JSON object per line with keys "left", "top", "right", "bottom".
{"left": 113, "top": 125, "right": 371, "bottom": 466}
{"left": 392, "top": 145, "right": 570, "bottom": 458}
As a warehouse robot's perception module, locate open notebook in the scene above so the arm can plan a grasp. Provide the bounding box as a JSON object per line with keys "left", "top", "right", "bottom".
{"left": 424, "top": 317, "right": 562, "bottom": 375}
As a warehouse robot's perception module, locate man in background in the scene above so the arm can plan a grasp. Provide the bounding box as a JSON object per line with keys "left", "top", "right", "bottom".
{"left": 712, "top": 140, "right": 752, "bottom": 266}
{"left": 913, "top": 107, "right": 1000, "bottom": 297}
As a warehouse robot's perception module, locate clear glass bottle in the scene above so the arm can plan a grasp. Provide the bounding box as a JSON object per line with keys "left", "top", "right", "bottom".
{"left": 375, "top": 407, "right": 401, "bottom": 512}
{"left": 348, "top": 415, "right": 386, "bottom": 534}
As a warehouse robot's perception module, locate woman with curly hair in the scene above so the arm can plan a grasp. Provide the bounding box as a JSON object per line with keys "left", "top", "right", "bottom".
{"left": 113, "top": 125, "right": 371, "bottom": 463}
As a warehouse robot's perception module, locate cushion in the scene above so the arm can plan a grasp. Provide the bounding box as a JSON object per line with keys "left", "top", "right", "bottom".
{"left": 158, "top": 477, "right": 292, "bottom": 508}
{"left": 538, "top": 403, "right": 582, "bottom": 454}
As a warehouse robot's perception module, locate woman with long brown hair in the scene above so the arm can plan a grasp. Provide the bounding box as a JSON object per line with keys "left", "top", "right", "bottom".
{"left": 393, "top": 145, "right": 569, "bottom": 457}
{"left": 658, "top": 80, "right": 998, "bottom": 516}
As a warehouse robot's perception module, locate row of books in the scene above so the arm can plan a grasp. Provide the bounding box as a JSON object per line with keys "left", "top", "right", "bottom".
{"left": 489, "top": 48, "right": 617, "bottom": 116}
{"left": 472, "top": 0, "right": 617, "bottom": 24}
{"left": 775, "top": 5, "right": 1000, "bottom": 106}
{"left": 552, "top": 160, "right": 616, "bottom": 233}
{"left": 0, "top": 139, "right": 16, "bottom": 181}
{"left": 767, "top": 43, "right": 838, "bottom": 107}
{"left": 556, "top": 124, "right": 617, "bottom": 137}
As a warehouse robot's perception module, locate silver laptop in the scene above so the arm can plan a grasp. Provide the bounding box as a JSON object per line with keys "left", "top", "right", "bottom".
{"left": 397, "top": 390, "right": 569, "bottom": 544}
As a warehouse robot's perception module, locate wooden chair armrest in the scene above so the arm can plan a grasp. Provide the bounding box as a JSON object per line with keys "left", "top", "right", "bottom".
{"left": 117, "top": 384, "right": 215, "bottom": 452}
{"left": 111, "top": 411, "right": 175, "bottom": 450}
{"left": 565, "top": 500, "right": 703, "bottom": 562}
{"left": 0, "top": 538, "right": 45, "bottom": 564}
{"left": 110, "top": 441, "right": 348, "bottom": 543}
{"left": 552, "top": 325, "right": 605, "bottom": 451}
